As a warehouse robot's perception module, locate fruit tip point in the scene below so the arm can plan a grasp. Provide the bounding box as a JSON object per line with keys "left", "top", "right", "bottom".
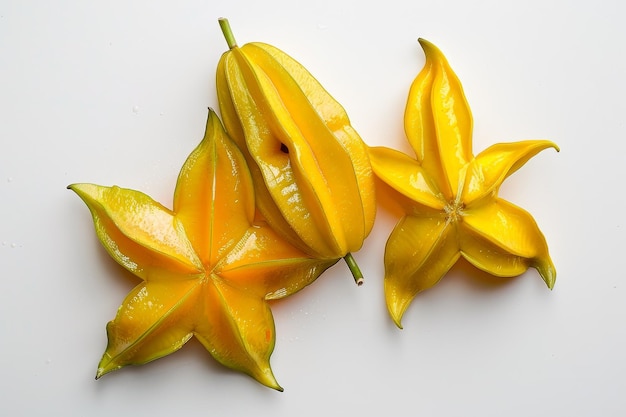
{"left": 417, "top": 37, "right": 429, "bottom": 46}
{"left": 536, "top": 259, "right": 556, "bottom": 290}
{"left": 387, "top": 299, "right": 407, "bottom": 329}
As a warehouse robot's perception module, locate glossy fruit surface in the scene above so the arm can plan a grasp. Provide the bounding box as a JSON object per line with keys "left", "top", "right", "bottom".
{"left": 369, "top": 39, "right": 559, "bottom": 327}
{"left": 69, "top": 110, "right": 335, "bottom": 390}
{"left": 216, "top": 19, "right": 375, "bottom": 283}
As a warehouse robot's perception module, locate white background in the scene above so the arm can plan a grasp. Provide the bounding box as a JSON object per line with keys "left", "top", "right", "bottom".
{"left": 1, "top": 0, "right": 624, "bottom": 415}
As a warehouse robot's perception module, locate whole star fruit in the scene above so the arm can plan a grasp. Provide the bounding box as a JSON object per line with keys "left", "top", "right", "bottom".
{"left": 215, "top": 18, "right": 376, "bottom": 285}
{"left": 368, "top": 39, "right": 559, "bottom": 328}
{"left": 68, "top": 109, "right": 337, "bottom": 390}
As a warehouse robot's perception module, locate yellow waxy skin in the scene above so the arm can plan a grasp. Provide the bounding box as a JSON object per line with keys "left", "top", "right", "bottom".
{"left": 368, "top": 39, "right": 559, "bottom": 328}
{"left": 216, "top": 20, "right": 376, "bottom": 268}
{"left": 69, "top": 110, "right": 335, "bottom": 390}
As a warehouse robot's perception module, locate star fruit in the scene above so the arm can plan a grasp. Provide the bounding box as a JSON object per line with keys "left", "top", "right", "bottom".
{"left": 68, "top": 110, "right": 335, "bottom": 390}
{"left": 368, "top": 39, "right": 559, "bottom": 328}
{"left": 215, "top": 18, "right": 376, "bottom": 285}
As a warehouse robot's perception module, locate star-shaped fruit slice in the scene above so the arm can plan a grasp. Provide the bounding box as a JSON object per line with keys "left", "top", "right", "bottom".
{"left": 368, "top": 39, "right": 559, "bottom": 328}
{"left": 69, "top": 109, "right": 335, "bottom": 390}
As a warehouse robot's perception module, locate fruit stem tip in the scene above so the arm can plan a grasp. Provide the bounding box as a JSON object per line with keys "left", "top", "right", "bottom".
{"left": 343, "top": 253, "right": 364, "bottom": 286}
{"left": 218, "top": 18, "right": 237, "bottom": 49}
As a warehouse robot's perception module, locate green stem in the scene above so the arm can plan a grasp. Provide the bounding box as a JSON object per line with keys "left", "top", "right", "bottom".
{"left": 218, "top": 18, "right": 237, "bottom": 49}
{"left": 343, "top": 253, "right": 364, "bottom": 286}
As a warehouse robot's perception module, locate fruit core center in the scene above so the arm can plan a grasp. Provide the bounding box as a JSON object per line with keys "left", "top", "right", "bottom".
{"left": 444, "top": 200, "right": 465, "bottom": 223}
